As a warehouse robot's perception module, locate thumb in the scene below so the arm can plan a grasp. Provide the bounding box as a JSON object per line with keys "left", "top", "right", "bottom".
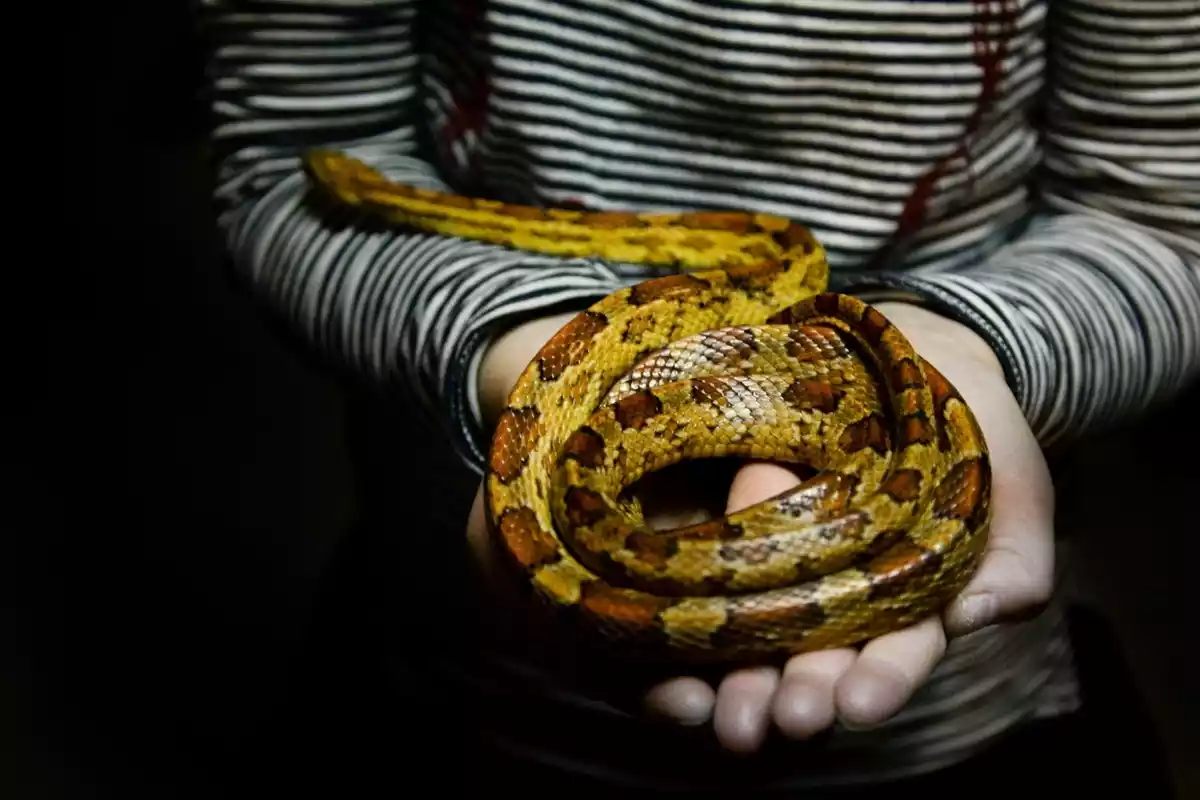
{"left": 727, "top": 461, "right": 807, "bottom": 513}
{"left": 942, "top": 393, "right": 1055, "bottom": 638}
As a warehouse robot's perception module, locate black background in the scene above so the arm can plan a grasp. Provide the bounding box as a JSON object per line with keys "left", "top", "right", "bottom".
{"left": 35, "top": 4, "right": 361, "bottom": 795}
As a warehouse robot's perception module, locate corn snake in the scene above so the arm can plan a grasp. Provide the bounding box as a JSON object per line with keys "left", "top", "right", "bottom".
{"left": 303, "top": 150, "right": 992, "bottom": 664}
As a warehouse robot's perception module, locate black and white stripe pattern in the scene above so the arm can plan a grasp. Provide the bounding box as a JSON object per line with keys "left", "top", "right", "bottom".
{"left": 441, "top": 0, "right": 1047, "bottom": 270}
{"left": 203, "top": 0, "right": 1198, "bottom": 788}
{"left": 858, "top": 216, "right": 1200, "bottom": 447}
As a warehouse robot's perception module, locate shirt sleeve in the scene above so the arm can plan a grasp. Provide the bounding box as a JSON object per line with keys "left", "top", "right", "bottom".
{"left": 202, "top": 0, "right": 642, "bottom": 472}
{"left": 846, "top": 0, "right": 1200, "bottom": 447}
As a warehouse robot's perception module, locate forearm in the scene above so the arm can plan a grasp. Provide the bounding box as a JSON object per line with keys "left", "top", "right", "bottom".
{"left": 849, "top": 215, "right": 1200, "bottom": 446}
{"left": 203, "top": 0, "right": 426, "bottom": 222}
{"left": 851, "top": 0, "right": 1200, "bottom": 446}
{"left": 203, "top": 1, "right": 641, "bottom": 470}
{"left": 218, "top": 151, "right": 636, "bottom": 468}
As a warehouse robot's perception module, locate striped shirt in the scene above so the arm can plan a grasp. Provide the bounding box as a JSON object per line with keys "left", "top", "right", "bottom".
{"left": 202, "top": 0, "right": 1200, "bottom": 788}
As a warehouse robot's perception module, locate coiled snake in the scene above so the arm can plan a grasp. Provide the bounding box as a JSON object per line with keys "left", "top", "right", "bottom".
{"left": 303, "top": 150, "right": 992, "bottom": 664}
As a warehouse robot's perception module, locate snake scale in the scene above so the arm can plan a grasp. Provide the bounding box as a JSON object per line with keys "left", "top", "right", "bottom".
{"left": 303, "top": 150, "right": 992, "bottom": 664}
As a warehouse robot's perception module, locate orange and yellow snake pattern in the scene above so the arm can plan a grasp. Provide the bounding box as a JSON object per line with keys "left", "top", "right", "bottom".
{"left": 303, "top": 150, "right": 992, "bottom": 664}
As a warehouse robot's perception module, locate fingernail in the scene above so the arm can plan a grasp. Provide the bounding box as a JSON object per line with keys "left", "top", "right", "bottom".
{"left": 951, "top": 594, "right": 997, "bottom": 633}
{"left": 644, "top": 678, "right": 714, "bottom": 726}
{"left": 775, "top": 682, "right": 831, "bottom": 739}
{"left": 782, "top": 683, "right": 824, "bottom": 719}
{"left": 721, "top": 706, "right": 770, "bottom": 755}
{"left": 672, "top": 695, "right": 714, "bottom": 727}
{"left": 837, "top": 690, "right": 886, "bottom": 731}
{"left": 836, "top": 664, "right": 905, "bottom": 731}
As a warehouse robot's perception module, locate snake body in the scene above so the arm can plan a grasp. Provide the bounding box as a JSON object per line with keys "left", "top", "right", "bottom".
{"left": 304, "top": 150, "right": 992, "bottom": 664}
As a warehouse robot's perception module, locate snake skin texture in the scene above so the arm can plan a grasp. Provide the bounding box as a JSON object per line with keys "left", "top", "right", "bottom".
{"left": 304, "top": 150, "right": 992, "bottom": 664}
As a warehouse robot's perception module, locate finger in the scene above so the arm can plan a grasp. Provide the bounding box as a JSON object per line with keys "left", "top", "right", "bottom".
{"left": 772, "top": 649, "right": 858, "bottom": 739}
{"left": 727, "top": 461, "right": 805, "bottom": 513}
{"left": 642, "top": 463, "right": 790, "bottom": 736}
{"left": 944, "top": 534, "right": 1054, "bottom": 637}
{"left": 644, "top": 677, "right": 716, "bottom": 727}
{"left": 713, "top": 667, "right": 780, "bottom": 754}
{"left": 944, "top": 390, "right": 1055, "bottom": 637}
{"left": 835, "top": 617, "right": 946, "bottom": 729}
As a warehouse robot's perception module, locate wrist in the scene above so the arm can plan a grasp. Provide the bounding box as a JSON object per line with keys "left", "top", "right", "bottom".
{"left": 478, "top": 302, "right": 1006, "bottom": 425}
{"left": 479, "top": 310, "right": 578, "bottom": 424}
{"left": 872, "top": 301, "right": 1005, "bottom": 380}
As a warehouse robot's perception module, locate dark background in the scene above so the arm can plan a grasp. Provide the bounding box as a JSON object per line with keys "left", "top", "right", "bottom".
{"left": 35, "top": 4, "right": 360, "bottom": 795}
{"left": 25, "top": 3, "right": 1198, "bottom": 796}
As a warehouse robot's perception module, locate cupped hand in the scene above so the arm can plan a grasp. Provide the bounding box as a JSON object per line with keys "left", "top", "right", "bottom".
{"left": 467, "top": 301, "right": 1055, "bottom": 754}
{"left": 644, "top": 301, "right": 1055, "bottom": 752}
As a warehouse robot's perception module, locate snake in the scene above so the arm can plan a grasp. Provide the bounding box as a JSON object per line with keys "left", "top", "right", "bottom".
{"left": 303, "top": 149, "right": 992, "bottom": 664}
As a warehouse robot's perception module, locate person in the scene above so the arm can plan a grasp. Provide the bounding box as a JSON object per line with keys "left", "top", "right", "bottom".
{"left": 202, "top": 0, "right": 1197, "bottom": 793}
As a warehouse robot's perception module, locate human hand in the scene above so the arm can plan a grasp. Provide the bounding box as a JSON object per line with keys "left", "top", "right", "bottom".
{"left": 467, "top": 302, "right": 1055, "bottom": 754}
{"left": 643, "top": 301, "right": 1055, "bottom": 752}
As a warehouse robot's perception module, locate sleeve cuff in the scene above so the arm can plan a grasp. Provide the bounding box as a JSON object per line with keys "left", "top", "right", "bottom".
{"left": 841, "top": 272, "right": 1026, "bottom": 403}
{"left": 444, "top": 293, "right": 623, "bottom": 476}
